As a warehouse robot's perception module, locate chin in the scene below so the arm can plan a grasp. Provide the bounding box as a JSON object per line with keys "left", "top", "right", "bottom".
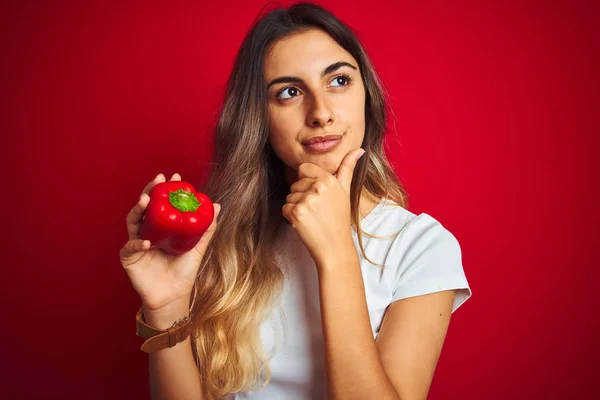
{"left": 307, "top": 153, "right": 345, "bottom": 175}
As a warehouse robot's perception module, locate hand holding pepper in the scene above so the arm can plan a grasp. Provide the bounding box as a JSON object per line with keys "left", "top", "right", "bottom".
{"left": 120, "top": 173, "right": 221, "bottom": 313}
{"left": 140, "top": 179, "right": 215, "bottom": 255}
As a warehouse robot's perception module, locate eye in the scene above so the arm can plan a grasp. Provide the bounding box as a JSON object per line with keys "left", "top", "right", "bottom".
{"left": 278, "top": 86, "right": 301, "bottom": 100}
{"left": 275, "top": 74, "right": 353, "bottom": 101}
{"left": 330, "top": 74, "right": 352, "bottom": 87}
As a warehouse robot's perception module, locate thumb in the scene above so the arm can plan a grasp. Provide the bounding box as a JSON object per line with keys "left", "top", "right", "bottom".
{"left": 336, "top": 148, "right": 366, "bottom": 194}
{"left": 192, "top": 203, "right": 221, "bottom": 259}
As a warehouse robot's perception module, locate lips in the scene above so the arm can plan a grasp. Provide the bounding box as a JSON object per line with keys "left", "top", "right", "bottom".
{"left": 301, "top": 134, "right": 343, "bottom": 154}
{"left": 301, "top": 134, "right": 343, "bottom": 145}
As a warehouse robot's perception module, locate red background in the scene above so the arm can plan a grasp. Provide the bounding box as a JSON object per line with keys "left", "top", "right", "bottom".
{"left": 1, "top": 0, "right": 598, "bottom": 398}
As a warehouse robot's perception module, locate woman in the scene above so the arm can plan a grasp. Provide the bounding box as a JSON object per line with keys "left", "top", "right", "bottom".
{"left": 120, "top": 2, "right": 472, "bottom": 399}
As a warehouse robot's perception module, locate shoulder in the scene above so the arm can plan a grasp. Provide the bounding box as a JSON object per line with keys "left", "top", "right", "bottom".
{"left": 358, "top": 199, "right": 471, "bottom": 313}
{"left": 404, "top": 212, "right": 458, "bottom": 243}
{"left": 361, "top": 199, "right": 456, "bottom": 244}
{"left": 391, "top": 211, "right": 462, "bottom": 265}
{"left": 388, "top": 212, "right": 471, "bottom": 313}
{"left": 385, "top": 210, "right": 467, "bottom": 295}
{"left": 360, "top": 199, "right": 463, "bottom": 273}
{"left": 357, "top": 200, "right": 462, "bottom": 267}
{"left": 358, "top": 198, "right": 418, "bottom": 237}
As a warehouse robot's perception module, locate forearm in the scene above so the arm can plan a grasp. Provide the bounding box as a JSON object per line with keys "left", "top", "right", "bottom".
{"left": 318, "top": 254, "right": 400, "bottom": 400}
{"left": 144, "top": 302, "right": 205, "bottom": 400}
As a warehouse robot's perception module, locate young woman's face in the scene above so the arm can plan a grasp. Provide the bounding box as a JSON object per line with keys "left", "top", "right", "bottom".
{"left": 264, "top": 28, "right": 366, "bottom": 182}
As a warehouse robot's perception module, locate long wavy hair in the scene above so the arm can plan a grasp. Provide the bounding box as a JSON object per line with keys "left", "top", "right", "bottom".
{"left": 190, "top": 2, "right": 409, "bottom": 398}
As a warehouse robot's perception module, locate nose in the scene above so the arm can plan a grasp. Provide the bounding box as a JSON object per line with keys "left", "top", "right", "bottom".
{"left": 306, "top": 94, "right": 335, "bottom": 128}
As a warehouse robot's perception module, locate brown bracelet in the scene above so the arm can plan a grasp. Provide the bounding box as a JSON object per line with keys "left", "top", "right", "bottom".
{"left": 135, "top": 306, "right": 194, "bottom": 353}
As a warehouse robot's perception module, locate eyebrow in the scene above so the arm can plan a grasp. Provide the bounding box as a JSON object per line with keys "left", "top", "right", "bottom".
{"left": 266, "top": 61, "right": 358, "bottom": 89}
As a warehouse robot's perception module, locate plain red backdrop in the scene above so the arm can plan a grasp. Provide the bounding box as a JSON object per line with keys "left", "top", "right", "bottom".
{"left": 1, "top": 0, "right": 598, "bottom": 398}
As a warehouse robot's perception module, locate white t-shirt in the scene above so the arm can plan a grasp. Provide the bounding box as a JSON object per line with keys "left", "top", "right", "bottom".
{"left": 228, "top": 198, "right": 472, "bottom": 399}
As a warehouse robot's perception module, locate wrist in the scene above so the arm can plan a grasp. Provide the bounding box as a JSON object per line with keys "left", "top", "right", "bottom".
{"left": 316, "top": 242, "right": 358, "bottom": 273}
{"left": 142, "top": 298, "right": 192, "bottom": 331}
{"left": 317, "top": 257, "right": 357, "bottom": 276}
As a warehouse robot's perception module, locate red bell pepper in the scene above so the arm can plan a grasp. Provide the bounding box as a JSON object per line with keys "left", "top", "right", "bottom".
{"left": 140, "top": 181, "right": 215, "bottom": 255}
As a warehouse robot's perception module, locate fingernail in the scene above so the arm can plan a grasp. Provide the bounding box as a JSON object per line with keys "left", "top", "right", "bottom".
{"left": 359, "top": 149, "right": 366, "bottom": 158}
{"left": 156, "top": 173, "right": 163, "bottom": 180}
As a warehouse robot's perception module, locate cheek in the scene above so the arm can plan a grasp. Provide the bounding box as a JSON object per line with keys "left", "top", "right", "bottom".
{"left": 351, "top": 93, "right": 366, "bottom": 122}
{"left": 339, "top": 97, "right": 366, "bottom": 141}
{"left": 268, "top": 108, "right": 288, "bottom": 140}
{"left": 269, "top": 135, "right": 286, "bottom": 158}
{"left": 268, "top": 123, "right": 288, "bottom": 149}
{"left": 268, "top": 110, "right": 298, "bottom": 148}
{"left": 267, "top": 124, "right": 297, "bottom": 165}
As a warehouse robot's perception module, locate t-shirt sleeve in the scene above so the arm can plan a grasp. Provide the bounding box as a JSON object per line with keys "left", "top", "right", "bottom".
{"left": 389, "top": 213, "right": 472, "bottom": 313}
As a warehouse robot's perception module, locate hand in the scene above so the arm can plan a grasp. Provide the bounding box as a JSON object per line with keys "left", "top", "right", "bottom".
{"left": 120, "top": 173, "right": 221, "bottom": 312}
{"left": 282, "top": 148, "right": 365, "bottom": 267}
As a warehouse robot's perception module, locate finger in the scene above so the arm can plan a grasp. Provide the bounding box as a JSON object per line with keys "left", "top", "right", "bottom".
{"left": 141, "top": 173, "right": 166, "bottom": 196}
{"left": 290, "top": 177, "right": 315, "bottom": 194}
{"left": 285, "top": 191, "right": 304, "bottom": 204}
{"left": 126, "top": 173, "right": 166, "bottom": 241}
{"left": 192, "top": 203, "right": 221, "bottom": 259}
{"left": 336, "top": 148, "right": 366, "bottom": 194}
{"left": 169, "top": 173, "right": 181, "bottom": 181}
{"left": 126, "top": 192, "right": 151, "bottom": 240}
{"left": 120, "top": 239, "right": 151, "bottom": 267}
{"left": 281, "top": 203, "right": 296, "bottom": 228}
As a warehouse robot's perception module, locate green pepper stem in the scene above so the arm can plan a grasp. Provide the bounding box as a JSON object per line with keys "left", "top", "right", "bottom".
{"left": 169, "top": 189, "right": 201, "bottom": 212}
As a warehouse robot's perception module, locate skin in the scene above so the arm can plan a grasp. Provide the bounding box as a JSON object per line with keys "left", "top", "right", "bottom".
{"left": 264, "top": 28, "right": 379, "bottom": 220}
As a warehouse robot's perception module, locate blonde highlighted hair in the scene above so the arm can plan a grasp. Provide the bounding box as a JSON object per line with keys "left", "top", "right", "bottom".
{"left": 190, "top": 2, "right": 409, "bottom": 398}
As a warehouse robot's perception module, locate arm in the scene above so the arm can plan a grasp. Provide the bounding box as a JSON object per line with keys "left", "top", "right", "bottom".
{"left": 318, "top": 254, "right": 455, "bottom": 400}
{"left": 284, "top": 155, "right": 459, "bottom": 398}
{"left": 318, "top": 254, "right": 400, "bottom": 400}
{"left": 144, "top": 300, "right": 205, "bottom": 400}
{"left": 375, "top": 290, "right": 454, "bottom": 400}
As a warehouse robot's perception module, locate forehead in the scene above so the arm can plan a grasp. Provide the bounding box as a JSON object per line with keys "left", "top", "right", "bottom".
{"left": 264, "top": 29, "right": 356, "bottom": 78}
